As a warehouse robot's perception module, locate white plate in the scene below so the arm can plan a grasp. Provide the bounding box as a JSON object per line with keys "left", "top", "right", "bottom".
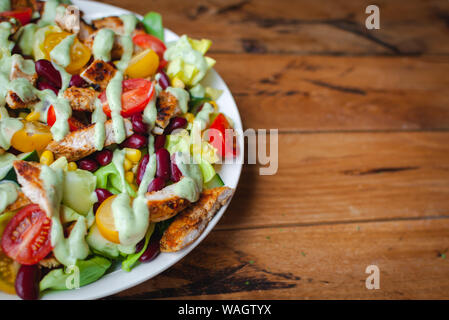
{"left": 0, "top": 0, "right": 243, "bottom": 300}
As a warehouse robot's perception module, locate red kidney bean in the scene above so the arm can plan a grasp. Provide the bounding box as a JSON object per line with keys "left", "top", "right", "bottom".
{"left": 95, "top": 188, "right": 113, "bottom": 204}
{"left": 157, "top": 71, "right": 170, "bottom": 90}
{"left": 95, "top": 149, "right": 113, "bottom": 166}
{"left": 136, "top": 154, "right": 149, "bottom": 186}
{"left": 78, "top": 158, "right": 99, "bottom": 172}
{"left": 164, "top": 117, "right": 187, "bottom": 135}
{"left": 147, "top": 177, "right": 165, "bottom": 193}
{"left": 35, "top": 59, "right": 62, "bottom": 88}
{"left": 135, "top": 238, "right": 145, "bottom": 253}
{"left": 37, "top": 79, "right": 59, "bottom": 95}
{"left": 120, "top": 134, "right": 147, "bottom": 149}
{"left": 69, "top": 74, "right": 89, "bottom": 88}
{"left": 139, "top": 234, "right": 160, "bottom": 263}
{"left": 154, "top": 135, "right": 166, "bottom": 152}
{"left": 170, "top": 154, "right": 183, "bottom": 182}
{"left": 130, "top": 113, "right": 148, "bottom": 134}
{"left": 15, "top": 264, "right": 40, "bottom": 300}
{"left": 155, "top": 148, "right": 170, "bottom": 180}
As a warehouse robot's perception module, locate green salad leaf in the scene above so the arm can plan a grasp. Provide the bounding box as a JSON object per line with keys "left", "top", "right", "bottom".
{"left": 39, "top": 256, "right": 111, "bottom": 292}
{"left": 142, "top": 11, "right": 164, "bottom": 41}
{"left": 121, "top": 223, "right": 155, "bottom": 272}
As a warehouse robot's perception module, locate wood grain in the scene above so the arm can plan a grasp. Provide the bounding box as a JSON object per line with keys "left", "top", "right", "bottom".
{"left": 113, "top": 218, "right": 449, "bottom": 299}
{"left": 211, "top": 54, "right": 449, "bottom": 132}
{"left": 101, "top": 0, "right": 449, "bottom": 55}
{"left": 218, "top": 132, "right": 449, "bottom": 230}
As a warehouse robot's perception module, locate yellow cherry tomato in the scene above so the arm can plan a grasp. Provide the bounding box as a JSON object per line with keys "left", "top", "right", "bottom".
{"left": 11, "top": 121, "right": 53, "bottom": 153}
{"left": 0, "top": 211, "right": 19, "bottom": 295}
{"left": 125, "top": 48, "right": 159, "bottom": 79}
{"left": 43, "top": 31, "right": 91, "bottom": 74}
{"left": 96, "top": 195, "right": 120, "bottom": 244}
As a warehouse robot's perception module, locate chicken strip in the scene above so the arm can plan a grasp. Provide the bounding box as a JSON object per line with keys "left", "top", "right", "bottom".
{"left": 155, "top": 91, "right": 182, "bottom": 132}
{"left": 46, "top": 118, "right": 133, "bottom": 162}
{"left": 146, "top": 181, "right": 191, "bottom": 222}
{"left": 12, "top": 160, "right": 54, "bottom": 217}
{"left": 5, "top": 190, "right": 31, "bottom": 212}
{"left": 160, "top": 187, "right": 233, "bottom": 252}
{"left": 91, "top": 16, "right": 144, "bottom": 36}
{"left": 80, "top": 59, "right": 117, "bottom": 91}
{"left": 63, "top": 86, "right": 98, "bottom": 112}
{"left": 84, "top": 31, "right": 124, "bottom": 61}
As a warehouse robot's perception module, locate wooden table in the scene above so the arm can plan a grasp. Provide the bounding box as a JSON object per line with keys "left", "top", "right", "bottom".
{"left": 107, "top": 0, "right": 449, "bottom": 299}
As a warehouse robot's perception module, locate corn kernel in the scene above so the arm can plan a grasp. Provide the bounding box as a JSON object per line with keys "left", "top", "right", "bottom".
{"left": 125, "top": 148, "right": 141, "bottom": 163}
{"left": 26, "top": 111, "right": 40, "bottom": 122}
{"left": 171, "top": 77, "right": 185, "bottom": 89}
{"left": 210, "top": 101, "right": 218, "bottom": 112}
{"left": 40, "top": 150, "right": 54, "bottom": 166}
{"left": 185, "top": 112, "right": 194, "bottom": 124}
{"left": 124, "top": 158, "right": 133, "bottom": 171}
{"left": 67, "top": 161, "right": 77, "bottom": 171}
{"left": 125, "top": 171, "right": 134, "bottom": 184}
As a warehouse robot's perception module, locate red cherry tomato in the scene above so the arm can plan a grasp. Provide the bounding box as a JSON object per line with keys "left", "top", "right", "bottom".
{"left": 132, "top": 34, "right": 166, "bottom": 59}
{"left": 47, "top": 105, "right": 81, "bottom": 132}
{"left": 1, "top": 204, "right": 52, "bottom": 265}
{"left": 0, "top": 8, "right": 32, "bottom": 25}
{"left": 208, "top": 113, "right": 237, "bottom": 158}
{"left": 100, "top": 78, "right": 155, "bottom": 118}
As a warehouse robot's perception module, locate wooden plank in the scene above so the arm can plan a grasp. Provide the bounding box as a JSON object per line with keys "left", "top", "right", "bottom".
{"left": 110, "top": 218, "right": 449, "bottom": 299}
{"left": 217, "top": 131, "right": 449, "bottom": 230}
{"left": 211, "top": 54, "right": 449, "bottom": 131}
{"left": 102, "top": 0, "right": 449, "bottom": 55}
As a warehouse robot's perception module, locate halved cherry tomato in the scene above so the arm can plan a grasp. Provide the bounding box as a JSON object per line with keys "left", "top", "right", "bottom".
{"left": 132, "top": 34, "right": 166, "bottom": 60}
{"left": 208, "top": 113, "right": 237, "bottom": 158}
{"left": 100, "top": 78, "right": 155, "bottom": 118}
{"left": 43, "top": 31, "right": 91, "bottom": 74}
{"left": 1, "top": 204, "right": 52, "bottom": 265}
{"left": 47, "top": 105, "right": 82, "bottom": 132}
{"left": 95, "top": 195, "right": 120, "bottom": 244}
{"left": 0, "top": 8, "right": 32, "bottom": 26}
{"left": 10, "top": 121, "right": 53, "bottom": 153}
{"left": 125, "top": 49, "right": 159, "bottom": 79}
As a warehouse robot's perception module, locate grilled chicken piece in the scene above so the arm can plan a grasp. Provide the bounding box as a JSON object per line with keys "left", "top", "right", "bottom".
{"left": 54, "top": 4, "right": 79, "bottom": 34}
{"left": 78, "top": 18, "right": 96, "bottom": 43}
{"left": 91, "top": 16, "right": 144, "bottom": 36}
{"left": 46, "top": 118, "right": 133, "bottom": 162}
{"left": 63, "top": 86, "right": 98, "bottom": 112}
{"left": 39, "top": 255, "right": 61, "bottom": 268}
{"left": 84, "top": 31, "right": 124, "bottom": 61}
{"left": 5, "top": 190, "right": 31, "bottom": 212}
{"left": 11, "top": 0, "right": 37, "bottom": 11}
{"left": 160, "top": 187, "right": 233, "bottom": 252}
{"left": 155, "top": 91, "right": 182, "bottom": 131}
{"left": 12, "top": 160, "right": 56, "bottom": 217}
{"left": 146, "top": 181, "right": 191, "bottom": 222}
{"left": 10, "top": 56, "right": 38, "bottom": 84}
{"left": 80, "top": 59, "right": 117, "bottom": 91}
{"left": 5, "top": 91, "right": 38, "bottom": 109}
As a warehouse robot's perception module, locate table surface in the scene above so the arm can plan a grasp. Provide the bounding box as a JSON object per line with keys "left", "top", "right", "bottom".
{"left": 106, "top": 0, "right": 449, "bottom": 299}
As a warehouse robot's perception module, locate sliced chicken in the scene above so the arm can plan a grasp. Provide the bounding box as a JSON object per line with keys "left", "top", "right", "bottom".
{"left": 63, "top": 86, "right": 98, "bottom": 112}
{"left": 10, "top": 56, "right": 38, "bottom": 84}
{"left": 84, "top": 31, "right": 124, "bottom": 61}
{"left": 5, "top": 91, "right": 38, "bottom": 109}
{"left": 78, "top": 18, "right": 96, "bottom": 43}
{"left": 91, "top": 16, "right": 144, "bottom": 36}
{"left": 46, "top": 118, "right": 133, "bottom": 162}
{"left": 80, "top": 59, "right": 117, "bottom": 91}
{"left": 145, "top": 181, "right": 192, "bottom": 222}
{"left": 155, "top": 91, "right": 182, "bottom": 131}
{"left": 12, "top": 160, "right": 55, "bottom": 217}
{"left": 39, "top": 255, "right": 61, "bottom": 268}
{"left": 160, "top": 187, "right": 233, "bottom": 252}
{"left": 5, "top": 190, "right": 31, "bottom": 212}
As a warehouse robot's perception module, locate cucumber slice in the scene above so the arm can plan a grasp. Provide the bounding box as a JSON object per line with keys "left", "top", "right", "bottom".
{"left": 2, "top": 150, "right": 39, "bottom": 183}
{"left": 204, "top": 173, "right": 224, "bottom": 189}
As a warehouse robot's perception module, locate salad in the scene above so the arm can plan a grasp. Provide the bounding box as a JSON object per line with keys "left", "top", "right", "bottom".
{"left": 0, "top": 0, "right": 237, "bottom": 300}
